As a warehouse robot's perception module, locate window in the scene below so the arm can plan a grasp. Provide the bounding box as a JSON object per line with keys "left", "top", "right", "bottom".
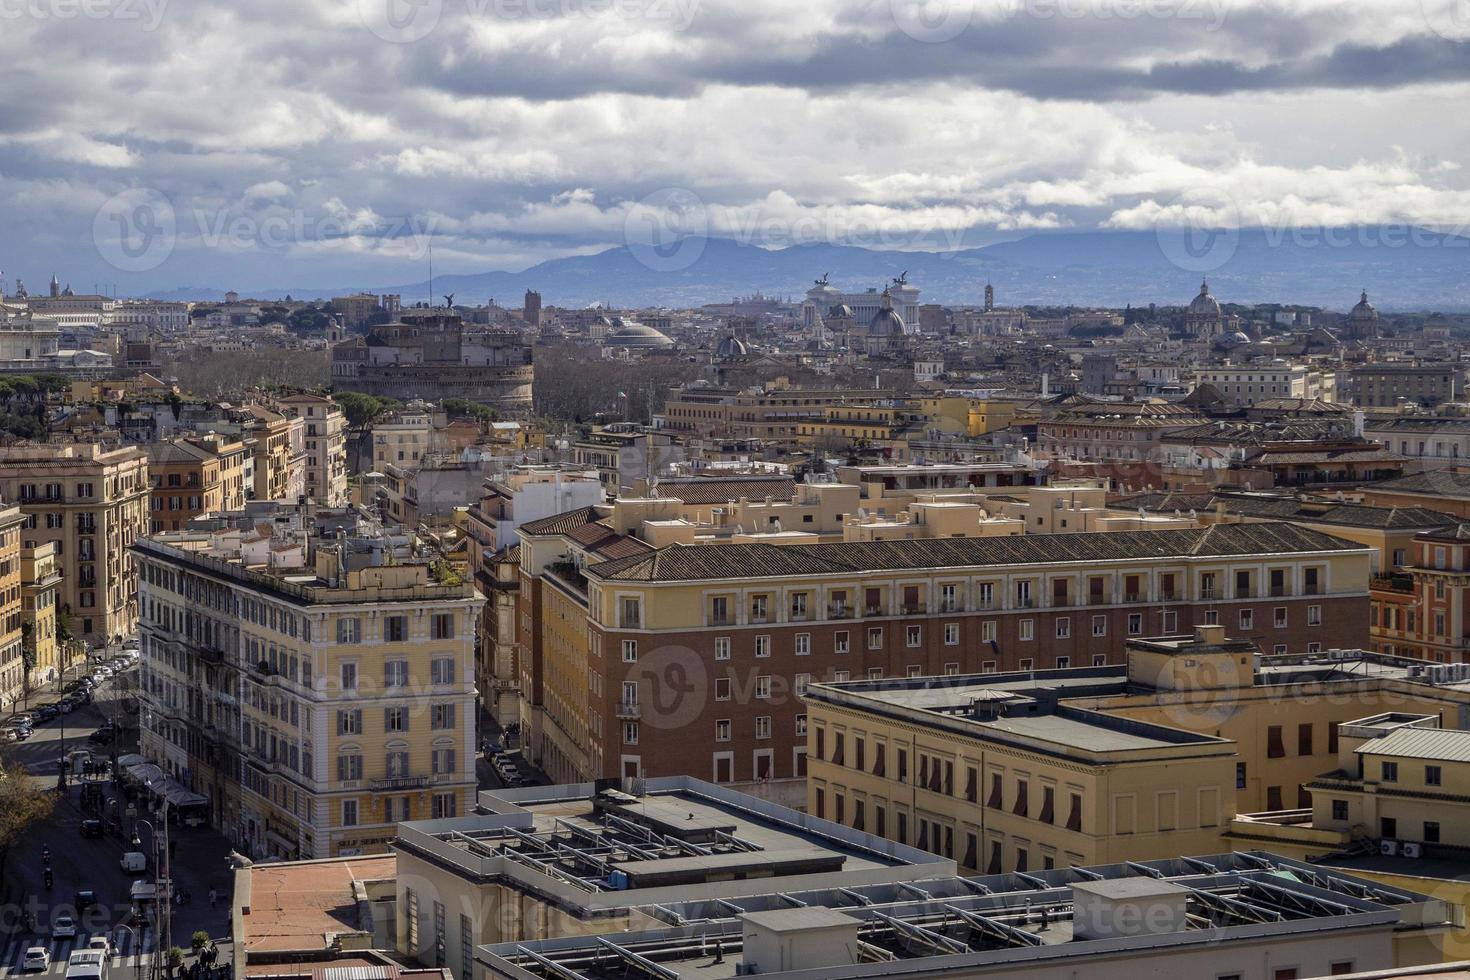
{"left": 422, "top": 739, "right": 452, "bottom": 775}
{"left": 431, "top": 613, "right": 455, "bottom": 639}
{"left": 432, "top": 704, "right": 456, "bottom": 730}
{"left": 1297, "top": 723, "right": 1313, "bottom": 756}
{"left": 756, "top": 716, "right": 771, "bottom": 739}
{"left": 1055, "top": 617, "right": 1070, "bottom": 639}
{"left": 622, "top": 640, "right": 638, "bottom": 663}
{"left": 337, "top": 709, "right": 363, "bottom": 736}
{"left": 385, "top": 706, "right": 408, "bottom": 732}
{"left": 709, "top": 596, "right": 728, "bottom": 625}
{"left": 1382, "top": 761, "right": 1398, "bottom": 782}
{"left": 981, "top": 621, "right": 997, "bottom": 642}
{"left": 754, "top": 635, "right": 771, "bottom": 658}
{"left": 791, "top": 593, "right": 808, "bottom": 620}
{"left": 430, "top": 657, "right": 455, "bottom": 685}
{"left": 715, "top": 677, "right": 731, "bottom": 701}
{"left": 1381, "top": 816, "right": 1397, "bottom": 838}
{"left": 834, "top": 631, "right": 850, "bottom": 654}
{"left": 1127, "top": 613, "right": 1142, "bottom": 636}
{"left": 384, "top": 660, "right": 408, "bottom": 688}
{"left": 715, "top": 719, "right": 731, "bottom": 741}
{"left": 1091, "top": 615, "right": 1106, "bottom": 637}
{"left": 621, "top": 597, "right": 641, "bottom": 628}
{"left": 1055, "top": 656, "right": 1070, "bottom": 669}
{"left": 715, "top": 637, "right": 731, "bottom": 660}
{"left": 756, "top": 675, "right": 771, "bottom": 699}
{"left": 750, "top": 595, "right": 768, "bottom": 623}
{"left": 867, "top": 627, "right": 883, "bottom": 650}
{"left": 795, "top": 714, "right": 807, "bottom": 735}
{"left": 795, "top": 673, "right": 811, "bottom": 696}
{"left": 1237, "top": 762, "right": 1247, "bottom": 789}
{"left": 622, "top": 721, "right": 639, "bottom": 745}
{"left": 1427, "top": 765, "right": 1443, "bottom": 786}
{"left": 944, "top": 623, "right": 959, "bottom": 645}
{"left": 795, "top": 633, "right": 811, "bottom": 656}
{"left": 1332, "top": 799, "right": 1348, "bottom": 821}
{"left": 1239, "top": 609, "right": 1253, "bottom": 630}
{"left": 337, "top": 617, "right": 360, "bottom": 643}
{"left": 1019, "top": 619, "right": 1034, "bottom": 642}
{"left": 1308, "top": 604, "right": 1322, "bottom": 626}
{"left": 1426, "top": 821, "right": 1441, "bottom": 843}
{"left": 341, "top": 800, "right": 358, "bottom": 826}
{"left": 336, "top": 752, "right": 363, "bottom": 781}
{"left": 1267, "top": 726, "right": 1284, "bottom": 758}
{"left": 1274, "top": 607, "right": 1288, "bottom": 628}
{"left": 384, "top": 615, "right": 407, "bottom": 642}
{"left": 1019, "top": 658, "right": 1033, "bottom": 670}
{"left": 906, "top": 625, "right": 922, "bottom": 647}
{"left": 340, "top": 662, "right": 358, "bottom": 692}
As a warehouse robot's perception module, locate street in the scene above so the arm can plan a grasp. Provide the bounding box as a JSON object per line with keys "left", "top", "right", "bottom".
{"left": 1, "top": 660, "right": 234, "bottom": 979}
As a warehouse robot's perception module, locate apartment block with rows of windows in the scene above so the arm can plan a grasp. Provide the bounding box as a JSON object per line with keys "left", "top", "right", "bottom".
{"left": 0, "top": 442, "right": 149, "bottom": 645}
{"left": 803, "top": 669, "right": 1238, "bottom": 876}
{"left": 577, "top": 521, "right": 1371, "bottom": 787}
{"left": 135, "top": 530, "right": 482, "bottom": 860}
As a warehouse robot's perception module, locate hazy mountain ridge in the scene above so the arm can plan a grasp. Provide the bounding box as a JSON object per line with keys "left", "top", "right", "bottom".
{"left": 141, "top": 228, "right": 1470, "bottom": 311}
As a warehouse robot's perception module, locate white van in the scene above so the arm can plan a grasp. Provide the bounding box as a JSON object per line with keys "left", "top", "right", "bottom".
{"left": 119, "top": 852, "right": 147, "bottom": 874}
{"left": 65, "top": 949, "right": 106, "bottom": 980}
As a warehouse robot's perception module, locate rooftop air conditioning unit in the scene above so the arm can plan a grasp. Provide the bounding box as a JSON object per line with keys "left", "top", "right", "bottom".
{"left": 1402, "top": 842, "right": 1423, "bottom": 859}
{"left": 1380, "top": 840, "right": 1399, "bottom": 856}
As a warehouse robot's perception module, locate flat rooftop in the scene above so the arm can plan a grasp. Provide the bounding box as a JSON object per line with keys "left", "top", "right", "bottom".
{"left": 805, "top": 674, "right": 1232, "bottom": 760}
{"left": 394, "top": 778, "right": 951, "bottom": 912}
{"left": 240, "top": 855, "right": 395, "bottom": 954}
{"left": 483, "top": 853, "right": 1452, "bottom": 980}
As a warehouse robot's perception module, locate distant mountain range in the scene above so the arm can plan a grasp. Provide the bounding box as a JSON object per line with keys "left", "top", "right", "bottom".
{"left": 142, "top": 228, "right": 1470, "bottom": 312}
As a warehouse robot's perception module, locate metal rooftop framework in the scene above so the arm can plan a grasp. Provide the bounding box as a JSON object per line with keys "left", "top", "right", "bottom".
{"left": 437, "top": 795, "right": 783, "bottom": 895}
{"left": 485, "top": 853, "right": 1447, "bottom": 980}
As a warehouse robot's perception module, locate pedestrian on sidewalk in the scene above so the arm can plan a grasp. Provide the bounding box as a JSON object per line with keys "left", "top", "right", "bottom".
{"left": 208, "top": 888, "right": 217, "bottom": 909}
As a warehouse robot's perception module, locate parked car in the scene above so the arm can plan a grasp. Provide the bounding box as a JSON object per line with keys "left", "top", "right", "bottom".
{"left": 86, "top": 937, "right": 112, "bottom": 955}
{"left": 88, "top": 725, "right": 114, "bottom": 744}
{"left": 22, "top": 948, "right": 50, "bottom": 972}
{"left": 52, "top": 913, "right": 77, "bottom": 939}
{"left": 35, "top": 705, "right": 59, "bottom": 722}
{"left": 79, "top": 819, "right": 104, "bottom": 839}
{"left": 119, "top": 851, "right": 147, "bottom": 874}
{"left": 75, "top": 890, "right": 97, "bottom": 911}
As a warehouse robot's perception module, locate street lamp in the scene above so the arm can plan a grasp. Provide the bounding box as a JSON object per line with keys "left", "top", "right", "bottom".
{"left": 114, "top": 924, "right": 143, "bottom": 980}
{"left": 135, "top": 805, "right": 172, "bottom": 980}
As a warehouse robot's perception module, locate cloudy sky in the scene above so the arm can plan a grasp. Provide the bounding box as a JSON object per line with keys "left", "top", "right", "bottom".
{"left": 3, "top": 0, "right": 1469, "bottom": 294}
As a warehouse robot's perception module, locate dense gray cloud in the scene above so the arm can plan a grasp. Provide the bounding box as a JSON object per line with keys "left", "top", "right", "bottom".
{"left": 0, "top": 0, "right": 1468, "bottom": 293}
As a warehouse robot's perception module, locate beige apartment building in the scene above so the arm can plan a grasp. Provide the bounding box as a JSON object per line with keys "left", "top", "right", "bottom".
{"left": 147, "top": 436, "right": 249, "bottom": 533}
{"left": 0, "top": 505, "right": 23, "bottom": 711}
{"left": 20, "top": 542, "right": 63, "bottom": 692}
{"left": 804, "top": 660, "right": 1239, "bottom": 875}
{"left": 0, "top": 443, "right": 149, "bottom": 645}
{"left": 243, "top": 406, "right": 307, "bottom": 503}
{"left": 136, "top": 529, "right": 483, "bottom": 860}
{"left": 278, "top": 393, "right": 348, "bottom": 506}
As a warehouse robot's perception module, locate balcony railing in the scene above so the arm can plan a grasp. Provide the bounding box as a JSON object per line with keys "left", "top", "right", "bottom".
{"left": 827, "top": 606, "right": 851, "bottom": 619}
{"left": 1371, "top": 573, "right": 1416, "bottom": 594}
{"left": 369, "top": 775, "right": 430, "bottom": 791}
{"left": 616, "top": 702, "right": 642, "bottom": 719}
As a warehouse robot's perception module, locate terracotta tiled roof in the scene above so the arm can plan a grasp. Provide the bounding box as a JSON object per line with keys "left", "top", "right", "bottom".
{"left": 1369, "top": 471, "right": 1470, "bottom": 498}
{"left": 517, "top": 506, "right": 602, "bottom": 536}
{"left": 586, "top": 522, "right": 1364, "bottom": 583}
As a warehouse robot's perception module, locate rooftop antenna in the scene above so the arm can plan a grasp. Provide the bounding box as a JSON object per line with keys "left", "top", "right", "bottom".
{"left": 428, "top": 239, "right": 434, "bottom": 308}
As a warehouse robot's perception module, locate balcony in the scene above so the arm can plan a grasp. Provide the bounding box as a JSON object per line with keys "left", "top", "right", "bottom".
{"left": 1371, "top": 573, "right": 1416, "bottom": 595}
{"left": 1015, "top": 598, "right": 1036, "bottom": 610}
{"left": 827, "top": 606, "right": 851, "bottom": 620}
{"left": 1200, "top": 589, "right": 1218, "bottom": 601}
{"left": 369, "top": 775, "right": 430, "bottom": 791}
{"left": 615, "top": 702, "right": 642, "bottom": 719}
{"left": 902, "top": 605, "right": 927, "bottom": 616}
{"left": 1087, "top": 594, "right": 1110, "bottom": 606}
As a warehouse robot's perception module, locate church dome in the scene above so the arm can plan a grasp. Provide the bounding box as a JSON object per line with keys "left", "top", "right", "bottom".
{"left": 1349, "top": 291, "right": 1378, "bottom": 322}
{"left": 828, "top": 304, "right": 854, "bottom": 320}
{"left": 868, "top": 307, "right": 904, "bottom": 338}
{"left": 605, "top": 320, "right": 674, "bottom": 348}
{"left": 716, "top": 334, "right": 748, "bottom": 358}
{"left": 1188, "top": 280, "right": 1222, "bottom": 316}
